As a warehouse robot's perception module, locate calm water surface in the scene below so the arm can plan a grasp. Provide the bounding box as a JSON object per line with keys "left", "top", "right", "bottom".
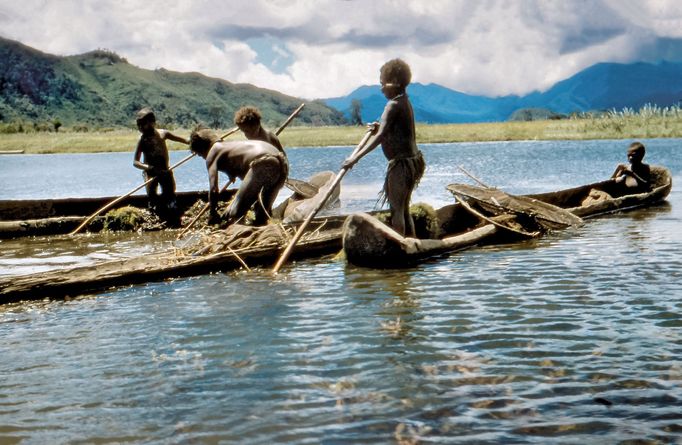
{"left": 1, "top": 139, "right": 681, "bottom": 444}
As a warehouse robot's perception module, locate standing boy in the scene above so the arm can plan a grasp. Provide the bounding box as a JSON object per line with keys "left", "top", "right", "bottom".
{"left": 132, "top": 108, "right": 189, "bottom": 219}
{"left": 189, "top": 127, "right": 287, "bottom": 226}
{"left": 343, "top": 59, "right": 425, "bottom": 237}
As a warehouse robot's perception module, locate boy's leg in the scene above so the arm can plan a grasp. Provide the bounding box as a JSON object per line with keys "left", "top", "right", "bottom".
{"left": 248, "top": 157, "right": 285, "bottom": 225}
{"left": 144, "top": 172, "right": 161, "bottom": 210}
{"left": 225, "top": 169, "right": 262, "bottom": 225}
{"left": 386, "top": 160, "right": 422, "bottom": 237}
{"left": 158, "top": 171, "right": 177, "bottom": 210}
{"left": 253, "top": 159, "right": 286, "bottom": 225}
{"left": 386, "top": 172, "right": 410, "bottom": 236}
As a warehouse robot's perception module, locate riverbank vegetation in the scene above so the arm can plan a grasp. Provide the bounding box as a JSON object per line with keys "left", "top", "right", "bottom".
{"left": 1, "top": 104, "right": 681, "bottom": 154}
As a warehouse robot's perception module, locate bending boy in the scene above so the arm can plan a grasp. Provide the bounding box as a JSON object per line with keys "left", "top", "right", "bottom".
{"left": 189, "top": 127, "right": 288, "bottom": 226}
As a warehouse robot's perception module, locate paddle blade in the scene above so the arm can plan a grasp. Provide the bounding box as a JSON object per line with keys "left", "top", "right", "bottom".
{"left": 285, "top": 178, "right": 318, "bottom": 199}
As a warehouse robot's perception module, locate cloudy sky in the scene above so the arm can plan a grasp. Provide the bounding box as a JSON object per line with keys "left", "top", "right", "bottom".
{"left": 2, "top": 0, "right": 682, "bottom": 99}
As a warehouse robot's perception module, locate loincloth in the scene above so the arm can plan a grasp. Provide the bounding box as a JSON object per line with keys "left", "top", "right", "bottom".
{"left": 379, "top": 151, "right": 426, "bottom": 206}
{"left": 249, "top": 152, "right": 289, "bottom": 184}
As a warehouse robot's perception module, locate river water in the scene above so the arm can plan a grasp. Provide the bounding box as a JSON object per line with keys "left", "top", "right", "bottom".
{"left": 1, "top": 139, "right": 681, "bottom": 444}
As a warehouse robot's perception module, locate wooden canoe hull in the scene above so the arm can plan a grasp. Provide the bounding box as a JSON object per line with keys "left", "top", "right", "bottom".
{"left": 0, "top": 171, "right": 339, "bottom": 238}
{"left": 0, "top": 190, "right": 234, "bottom": 238}
{"left": 0, "top": 167, "right": 672, "bottom": 302}
{"left": 342, "top": 211, "right": 498, "bottom": 268}
{"left": 343, "top": 166, "right": 672, "bottom": 269}
{"left": 0, "top": 215, "right": 348, "bottom": 303}
{"left": 529, "top": 165, "right": 672, "bottom": 218}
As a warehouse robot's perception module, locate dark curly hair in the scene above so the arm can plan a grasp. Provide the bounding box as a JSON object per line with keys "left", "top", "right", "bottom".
{"left": 135, "top": 107, "right": 155, "bottom": 125}
{"left": 189, "top": 125, "right": 219, "bottom": 155}
{"left": 380, "top": 59, "right": 412, "bottom": 88}
{"left": 628, "top": 141, "right": 645, "bottom": 156}
{"left": 234, "top": 106, "right": 262, "bottom": 126}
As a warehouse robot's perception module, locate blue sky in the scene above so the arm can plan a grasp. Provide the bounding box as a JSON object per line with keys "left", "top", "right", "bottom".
{"left": 2, "top": 0, "right": 682, "bottom": 99}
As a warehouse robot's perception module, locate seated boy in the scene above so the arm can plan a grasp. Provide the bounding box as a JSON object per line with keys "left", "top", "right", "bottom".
{"left": 189, "top": 127, "right": 288, "bottom": 226}
{"left": 343, "top": 58, "right": 425, "bottom": 237}
{"left": 132, "top": 108, "right": 189, "bottom": 217}
{"left": 611, "top": 141, "right": 651, "bottom": 193}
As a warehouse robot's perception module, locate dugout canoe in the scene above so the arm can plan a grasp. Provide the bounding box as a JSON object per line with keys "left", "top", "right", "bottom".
{"left": 0, "top": 171, "right": 337, "bottom": 238}
{"left": 343, "top": 166, "right": 672, "bottom": 268}
{"left": 1, "top": 167, "right": 671, "bottom": 302}
{"left": 0, "top": 213, "right": 350, "bottom": 303}
{"left": 451, "top": 165, "right": 672, "bottom": 221}
{"left": 342, "top": 197, "right": 577, "bottom": 269}
{"left": 0, "top": 190, "right": 236, "bottom": 238}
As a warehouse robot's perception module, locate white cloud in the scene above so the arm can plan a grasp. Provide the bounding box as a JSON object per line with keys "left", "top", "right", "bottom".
{"left": 1, "top": 0, "right": 682, "bottom": 99}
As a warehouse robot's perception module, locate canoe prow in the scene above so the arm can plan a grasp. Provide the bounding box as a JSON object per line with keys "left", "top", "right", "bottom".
{"left": 342, "top": 212, "right": 498, "bottom": 268}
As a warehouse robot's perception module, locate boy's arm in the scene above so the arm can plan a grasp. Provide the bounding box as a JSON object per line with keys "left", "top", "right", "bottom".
{"left": 160, "top": 129, "right": 189, "bottom": 145}
{"left": 133, "top": 139, "right": 149, "bottom": 171}
{"left": 610, "top": 164, "right": 627, "bottom": 179}
{"left": 207, "top": 159, "right": 221, "bottom": 223}
{"left": 268, "top": 131, "right": 284, "bottom": 152}
{"left": 343, "top": 111, "right": 392, "bottom": 169}
{"left": 344, "top": 100, "right": 399, "bottom": 168}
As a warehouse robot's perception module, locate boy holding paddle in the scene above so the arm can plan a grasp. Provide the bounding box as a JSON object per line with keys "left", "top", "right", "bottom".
{"left": 189, "top": 127, "right": 288, "bottom": 227}
{"left": 132, "top": 108, "right": 189, "bottom": 220}
{"left": 342, "top": 58, "right": 425, "bottom": 237}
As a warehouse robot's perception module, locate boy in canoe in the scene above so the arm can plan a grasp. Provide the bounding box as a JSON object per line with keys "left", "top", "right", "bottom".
{"left": 234, "top": 106, "right": 285, "bottom": 153}
{"left": 342, "top": 58, "right": 425, "bottom": 237}
{"left": 133, "top": 108, "right": 189, "bottom": 220}
{"left": 611, "top": 141, "right": 651, "bottom": 193}
{"left": 189, "top": 127, "right": 288, "bottom": 226}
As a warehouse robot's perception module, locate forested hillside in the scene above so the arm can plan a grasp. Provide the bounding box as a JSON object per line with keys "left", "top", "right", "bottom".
{"left": 0, "top": 37, "right": 345, "bottom": 129}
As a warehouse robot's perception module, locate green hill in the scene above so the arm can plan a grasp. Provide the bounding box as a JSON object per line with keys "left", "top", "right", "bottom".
{"left": 0, "top": 36, "right": 345, "bottom": 128}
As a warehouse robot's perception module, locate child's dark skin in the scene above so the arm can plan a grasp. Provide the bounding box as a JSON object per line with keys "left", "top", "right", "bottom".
{"left": 234, "top": 106, "right": 284, "bottom": 153}
{"left": 190, "top": 129, "right": 287, "bottom": 227}
{"left": 343, "top": 59, "right": 425, "bottom": 237}
{"left": 133, "top": 109, "right": 188, "bottom": 212}
{"left": 611, "top": 142, "right": 651, "bottom": 192}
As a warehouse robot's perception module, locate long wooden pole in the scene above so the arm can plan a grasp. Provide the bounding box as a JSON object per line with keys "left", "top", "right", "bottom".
{"left": 272, "top": 129, "right": 373, "bottom": 274}
{"left": 275, "top": 103, "right": 305, "bottom": 135}
{"left": 177, "top": 103, "right": 306, "bottom": 238}
{"left": 219, "top": 127, "right": 240, "bottom": 141}
{"left": 69, "top": 152, "right": 197, "bottom": 235}
{"left": 176, "top": 179, "right": 235, "bottom": 238}
{"left": 457, "top": 165, "right": 491, "bottom": 189}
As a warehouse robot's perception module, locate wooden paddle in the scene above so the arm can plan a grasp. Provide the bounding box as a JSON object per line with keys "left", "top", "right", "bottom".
{"left": 177, "top": 103, "right": 307, "bottom": 238}
{"left": 272, "top": 103, "right": 318, "bottom": 197}
{"left": 69, "top": 152, "right": 197, "bottom": 235}
{"left": 272, "top": 129, "right": 374, "bottom": 274}
{"left": 219, "top": 127, "right": 240, "bottom": 141}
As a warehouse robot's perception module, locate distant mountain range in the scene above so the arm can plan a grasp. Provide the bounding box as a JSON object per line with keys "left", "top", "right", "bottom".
{"left": 324, "top": 61, "right": 682, "bottom": 123}
{"left": 0, "top": 36, "right": 345, "bottom": 128}
{"left": 2, "top": 35, "right": 682, "bottom": 127}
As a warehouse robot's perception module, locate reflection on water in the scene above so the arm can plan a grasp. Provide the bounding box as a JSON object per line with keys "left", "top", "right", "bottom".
{"left": 1, "top": 139, "right": 682, "bottom": 443}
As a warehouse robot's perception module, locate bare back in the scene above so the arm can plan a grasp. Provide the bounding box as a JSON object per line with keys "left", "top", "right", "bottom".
{"left": 379, "top": 95, "right": 418, "bottom": 160}
{"left": 206, "top": 140, "right": 281, "bottom": 180}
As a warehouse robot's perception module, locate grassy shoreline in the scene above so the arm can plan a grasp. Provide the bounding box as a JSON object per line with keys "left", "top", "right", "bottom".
{"left": 2, "top": 116, "right": 682, "bottom": 154}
